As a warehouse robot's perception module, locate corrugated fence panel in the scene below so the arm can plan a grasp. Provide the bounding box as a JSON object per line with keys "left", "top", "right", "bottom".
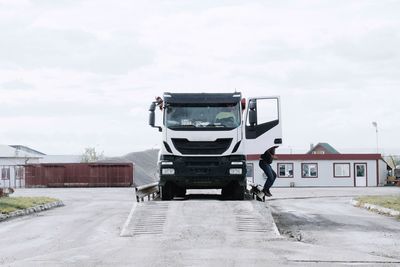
{"left": 24, "top": 163, "right": 134, "bottom": 188}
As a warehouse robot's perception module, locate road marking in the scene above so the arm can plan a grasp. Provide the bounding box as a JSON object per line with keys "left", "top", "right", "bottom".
{"left": 120, "top": 202, "right": 137, "bottom": 237}
{"left": 120, "top": 202, "right": 169, "bottom": 237}
{"left": 130, "top": 202, "right": 168, "bottom": 235}
{"left": 121, "top": 200, "right": 280, "bottom": 239}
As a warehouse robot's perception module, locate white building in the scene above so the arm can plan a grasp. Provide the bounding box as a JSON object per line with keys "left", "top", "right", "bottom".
{"left": 247, "top": 142, "right": 389, "bottom": 187}
{"left": 247, "top": 153, "right": 387, "bottom": 187}
{"left": 0, "top": 145, "right": 42, "bottom": 188}
{"left": 1, "top": 144, "right": 86, "bottom": 188}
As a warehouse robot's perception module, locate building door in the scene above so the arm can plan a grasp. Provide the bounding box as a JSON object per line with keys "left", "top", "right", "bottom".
{"left": 354, "top": 163, "right": 367, "bottom": 187}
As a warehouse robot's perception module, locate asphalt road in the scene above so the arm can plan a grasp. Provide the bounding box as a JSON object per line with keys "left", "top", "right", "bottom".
{"left": 269, "top": 187, "right": 400, "bottom": 262}
{"left": 0, "top": 187, "right": 399, "bottom": 266}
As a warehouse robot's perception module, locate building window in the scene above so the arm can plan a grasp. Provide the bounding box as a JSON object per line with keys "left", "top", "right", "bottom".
{"left": 15, "top": 166, "right": 24, "bottom": 180}
{"left": 246, "top": 163, "right": 254, "bottom": 183}
{"left": 356, "top": 164, "right": 366, "bottom": 177}
{"left": 277, "top": 163, "right": 294, "bottom": 178}
{"left": 334, "top": 163, "right": 350, "bottom": 178}
{"left": 302, "top": 163, "right": 318, "bottom": 178}
{"left": 1, "top": 167, "right": 10, "bottom": 180}
{"left": 246, "top": 163, "right": 254, "bottom": 179}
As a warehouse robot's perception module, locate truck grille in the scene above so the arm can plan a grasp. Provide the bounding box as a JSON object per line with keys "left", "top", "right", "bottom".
{"left": 171, "top": 138, "right": 233, "bottom": 155}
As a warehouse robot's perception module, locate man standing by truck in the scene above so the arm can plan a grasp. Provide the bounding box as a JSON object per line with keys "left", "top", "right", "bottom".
{"left": 260, "top": 146, "right": 278, "bottom": 197}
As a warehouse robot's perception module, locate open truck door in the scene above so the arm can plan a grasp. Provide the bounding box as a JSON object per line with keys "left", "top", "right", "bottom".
{"left": 244, "top": 97, "right": 282, "bottom": 154}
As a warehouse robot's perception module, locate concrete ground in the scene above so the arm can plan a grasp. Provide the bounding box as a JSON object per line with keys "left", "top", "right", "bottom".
{"left": 0, "top": 187, "right": 398, "bottom": 266}
{"left": 268, "top": 187, "right": 400, "bottom": 262}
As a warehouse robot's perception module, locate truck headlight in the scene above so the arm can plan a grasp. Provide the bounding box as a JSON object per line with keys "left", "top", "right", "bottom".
{"left": 162, "top": 168, "right": 175, "bottom": 175}
{"left": 229, "top": 168, "right": 242, "bottom": 175}
{"left": 231, "top": 161, "right": 243, "bottom": 165}
{"left": 161, "top": 161, "right": 173, "bottom": 165}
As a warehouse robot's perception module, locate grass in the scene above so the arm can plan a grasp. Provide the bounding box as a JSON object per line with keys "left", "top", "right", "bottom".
{"left": 0, "top": 197, "right": 59, "bottom": 214}
{"left": 356, "top": 195, "right": 400, "bottom": 213}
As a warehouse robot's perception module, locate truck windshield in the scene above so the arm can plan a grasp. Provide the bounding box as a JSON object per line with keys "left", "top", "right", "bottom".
{"left": 165, "top": 103, "right": 241, "bottom": 130}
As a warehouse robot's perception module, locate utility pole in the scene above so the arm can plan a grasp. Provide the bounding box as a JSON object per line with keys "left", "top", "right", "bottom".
{"left": 372, "top": 122, "right": 379, "bottom": 153}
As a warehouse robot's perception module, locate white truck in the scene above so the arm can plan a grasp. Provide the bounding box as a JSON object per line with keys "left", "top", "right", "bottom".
{"left": 149, "top": 92, "right": 282, "bottom": 200}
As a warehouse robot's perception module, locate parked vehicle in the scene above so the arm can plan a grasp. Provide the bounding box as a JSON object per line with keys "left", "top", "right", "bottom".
{"left": 149, "top": 92, "right": 282, "bottom": 200}
{"left": 395, "top": 168, "right": 400, "bottom": 179}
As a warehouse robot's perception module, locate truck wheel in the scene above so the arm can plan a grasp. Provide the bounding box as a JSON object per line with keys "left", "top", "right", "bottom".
{"left": 175, "top": 186, "right": 186, "bottom": 198}
{"left": 160, "top": 183, "right": 173, "bottom": 200}
{"left": 221, "top": 185, "right": 232, "bottom": 200}
{"left": 222, "top": 183, "right": 238, "bottom": 200}
{"left": 233, "top": 184, "right": 245, "bottom": 200}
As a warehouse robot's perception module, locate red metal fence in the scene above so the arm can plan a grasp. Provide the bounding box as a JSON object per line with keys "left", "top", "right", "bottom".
{"left": 25, "top": 163, "right": 134, "bottom": 187}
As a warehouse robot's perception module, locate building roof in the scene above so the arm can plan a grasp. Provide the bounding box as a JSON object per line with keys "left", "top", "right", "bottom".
{"left": 39, "top": 155, "right": 83, "bottom": 163}
{"left": 307, "top": 143, "right": 340, "bottom": 154}
{"left": 10, "top": 145, "right": 46, "bottom": 155}
{"left": 26, "top": 162, "right": 134, "bottom": 167}
{"left": 247, "top": 153, "right": 382, "bottom": 161}
{"left": 96, "top": 158, "right": 135, "bottom": 164}
{"left": 0, "top": 144, "right": 42, "bottom": 158}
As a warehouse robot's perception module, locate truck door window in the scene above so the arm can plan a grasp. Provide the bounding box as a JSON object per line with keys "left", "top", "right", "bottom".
{"left": 245, "top": 97, "right": 280, "bottom": 140}
{"left": 246, "top": 98, "right": 278, "bottom": 126}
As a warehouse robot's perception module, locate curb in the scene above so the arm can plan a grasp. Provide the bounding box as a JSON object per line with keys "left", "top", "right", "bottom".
{"left": 252, "top": 201, "right": 283, "bottom": 238}
{"left": 351, "top": 199, "right": 400, "bottom": 217}
{"left": 0, "top": 201, "right": 64, "bottom": 222}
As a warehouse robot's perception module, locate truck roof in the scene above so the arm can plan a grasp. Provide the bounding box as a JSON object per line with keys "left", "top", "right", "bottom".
{"left": 163, "top": 92, "right": 241, "bottom": 104}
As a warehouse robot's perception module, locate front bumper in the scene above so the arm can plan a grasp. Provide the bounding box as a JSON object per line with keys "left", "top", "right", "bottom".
{"left": 159, "top": 155, "right": 247, "bottom": 189}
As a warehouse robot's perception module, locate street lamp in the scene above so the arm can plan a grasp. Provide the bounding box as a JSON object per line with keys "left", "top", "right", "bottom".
{"left": 372, "top": 121, "right": 378, "bottom": 153}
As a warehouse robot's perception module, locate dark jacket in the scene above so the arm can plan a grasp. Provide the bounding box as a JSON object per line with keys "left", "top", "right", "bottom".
{"left": 260, "top": 147, "right": 276, "bottom": 165}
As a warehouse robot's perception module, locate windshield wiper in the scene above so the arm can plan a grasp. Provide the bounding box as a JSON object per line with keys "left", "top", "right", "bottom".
{"left": 177, "top": 124, "right": 196, "bottom": 128}
{"left": 207, "top": 123, "right": 226, "bottom": 128}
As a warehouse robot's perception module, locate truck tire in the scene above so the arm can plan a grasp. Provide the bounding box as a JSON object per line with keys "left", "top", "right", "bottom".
{"left": 160, "top": 183, "right": 173, "bottom": 200}
{"left": 222, "top": 183, "right": 244, "bottom": 200}
{"left": 221, "top": 184, "right": 233, "bottom": 200}
{"left": 175, "top": 186, "right": 186, "bottom": 198}
{"left": 233, "top": 184, "right": 245, "bottom": 200}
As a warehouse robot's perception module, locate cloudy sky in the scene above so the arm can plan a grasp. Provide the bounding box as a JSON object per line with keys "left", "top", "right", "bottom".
{"left": 0, "top": 0, "right": 399, "bottom": 156}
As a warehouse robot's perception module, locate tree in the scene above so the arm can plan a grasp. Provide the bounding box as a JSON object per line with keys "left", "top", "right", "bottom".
{"left": 81, "top": 147, "right": 104, "bottom": 163}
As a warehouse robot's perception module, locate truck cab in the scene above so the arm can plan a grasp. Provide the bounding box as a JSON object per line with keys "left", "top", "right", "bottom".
{"left": 149, "top": 92, "right": 282, "bottom": 200}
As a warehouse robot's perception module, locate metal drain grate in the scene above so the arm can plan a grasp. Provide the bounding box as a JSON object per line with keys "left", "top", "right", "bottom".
{"left": 234, "top": 210, "right": 269, "bottom": 233}
{"left": 131, "top": 202, "right": 169, "bottom": 235}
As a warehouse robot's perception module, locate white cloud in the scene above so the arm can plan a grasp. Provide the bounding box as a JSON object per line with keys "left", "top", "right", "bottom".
{"left": 0, "top": 0, "right": 399, "bottom": 156}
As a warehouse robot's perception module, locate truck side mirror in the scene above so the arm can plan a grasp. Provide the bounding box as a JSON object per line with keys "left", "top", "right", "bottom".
{"left": 249, "top": 100, "right": 256, "bottom": 110}
{"left": 149, "top": 102, "right": 162, "bottom": 132}
{"left": 149, "top": 102, "right": 156, "bottom": 127}
{"left": 149, "top": 102, "right": 156, "bottom": 112}
{"left": 249, "top": 100, "right": 257, "bottom": 126}
{"left": 249, "top": 110, "right": 257, "bottom": 126}
{"left": 149, "top": 111, "right": 155, "bottom": 127}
